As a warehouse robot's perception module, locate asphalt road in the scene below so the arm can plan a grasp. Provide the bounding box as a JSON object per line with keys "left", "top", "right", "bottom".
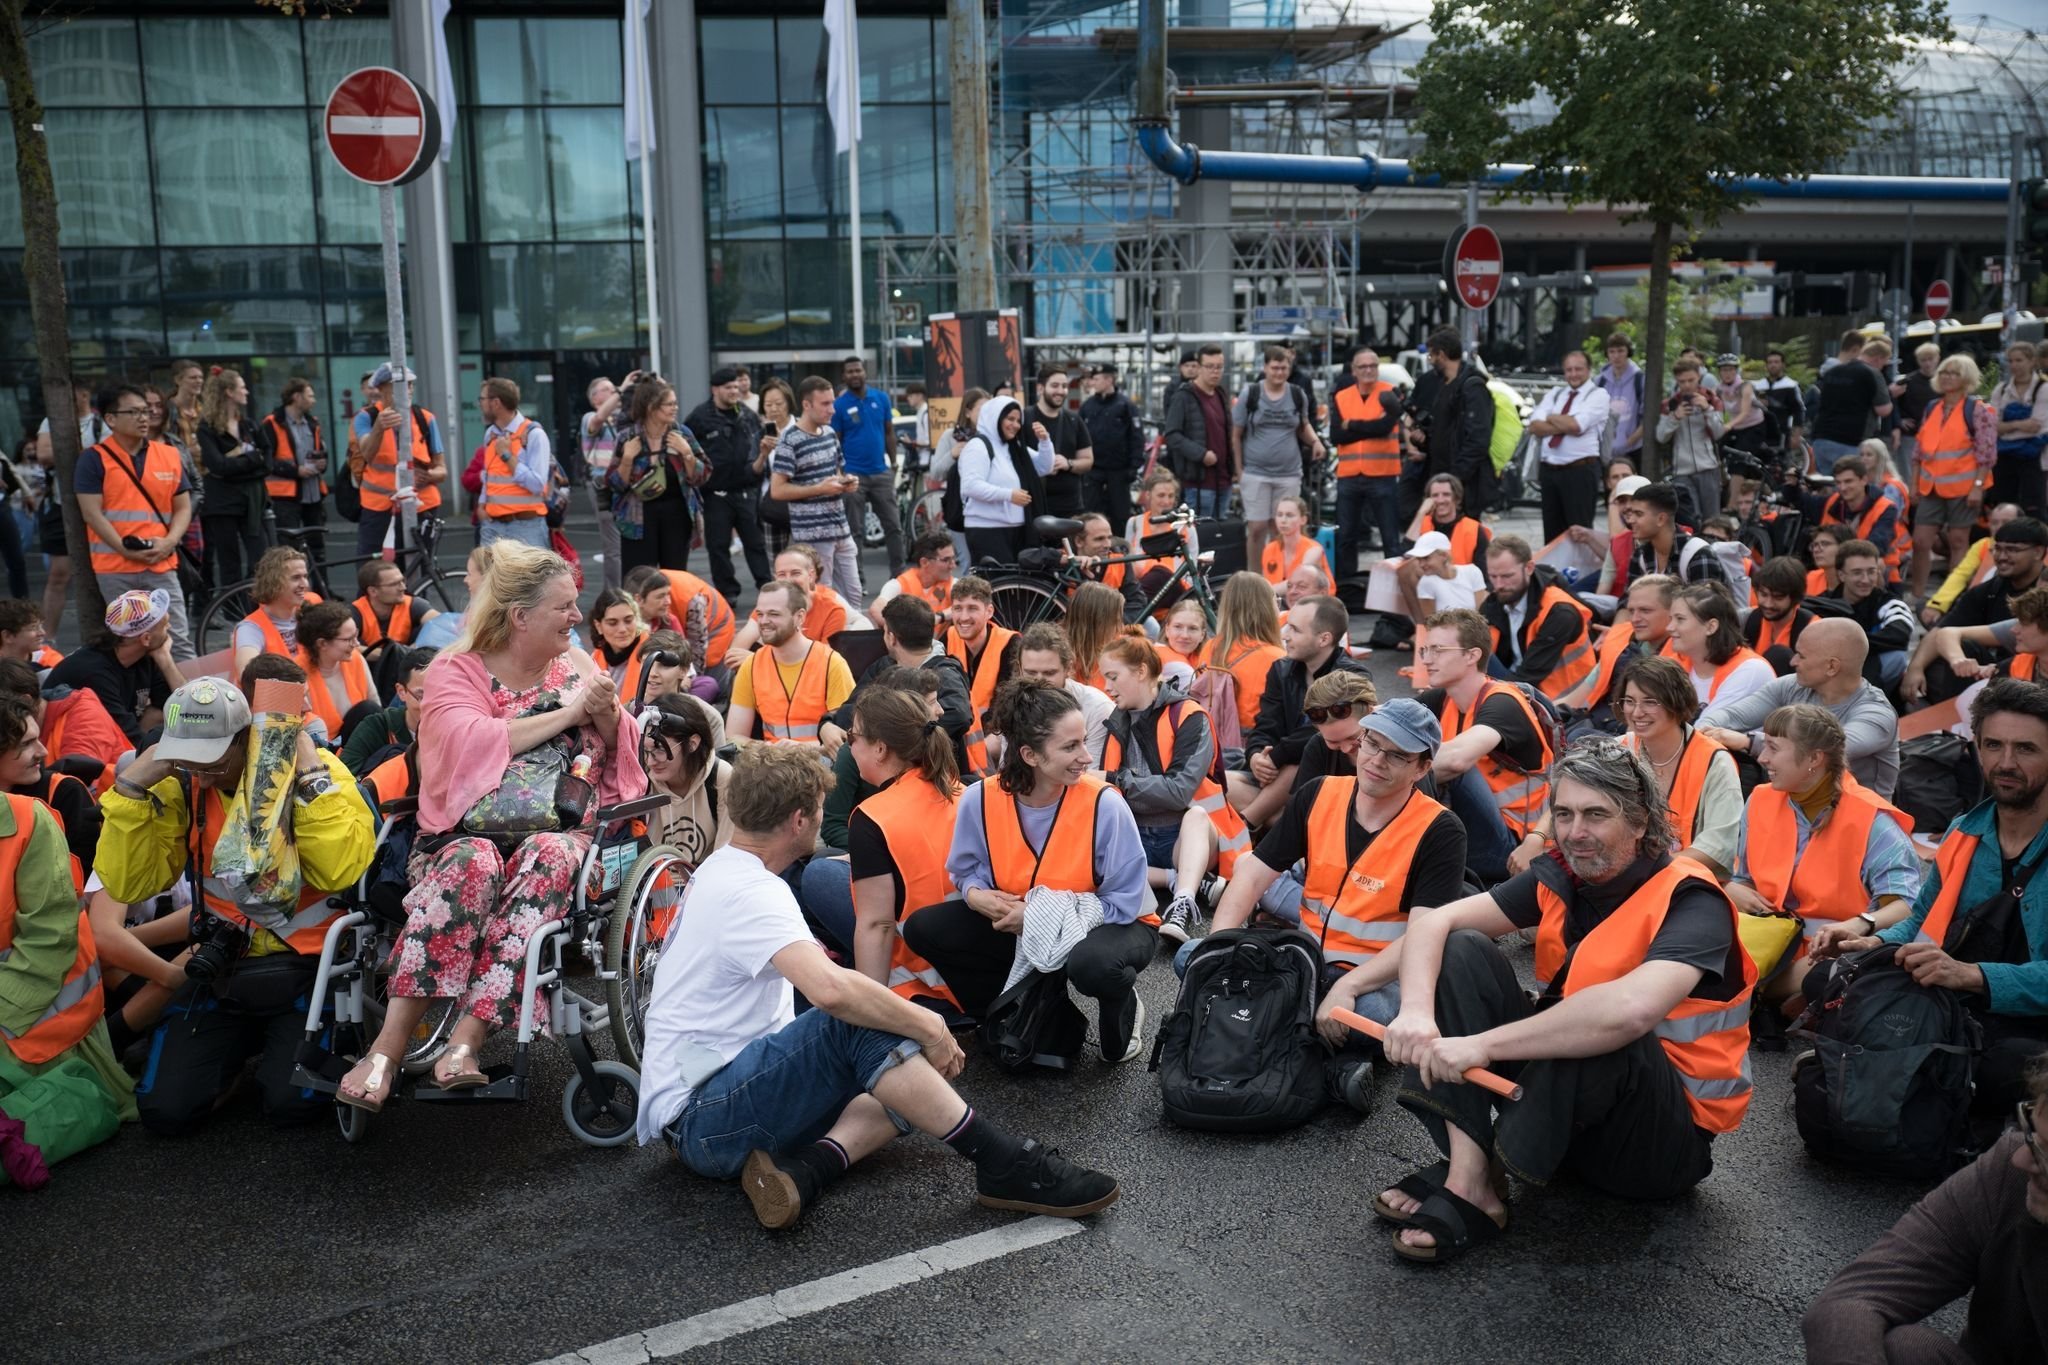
{"left": 7, "top": 510, "right": 1963, "bottom": 1364}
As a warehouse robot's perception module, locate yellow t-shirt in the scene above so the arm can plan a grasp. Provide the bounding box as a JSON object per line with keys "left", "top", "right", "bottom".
{"left": 730, "top": 646, "right": 856, "bottom": 715}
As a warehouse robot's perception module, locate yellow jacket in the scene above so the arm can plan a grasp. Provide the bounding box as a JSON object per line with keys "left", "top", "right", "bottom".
{"left": 97, "top": 748, "right": 375, "bottom": 911}
{"left": 1927, "top": 536, "right": 1992, "bottom": 617}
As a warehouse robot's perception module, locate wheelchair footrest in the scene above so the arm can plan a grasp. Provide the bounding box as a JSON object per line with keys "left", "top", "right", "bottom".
{"left": 410, "top": 1064, "right": 525, "bottom": 1104}
{"left": 294, "top": 1041, "right": 348, "bottom": 1096}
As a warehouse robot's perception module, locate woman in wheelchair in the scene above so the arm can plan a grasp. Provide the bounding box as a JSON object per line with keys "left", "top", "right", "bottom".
{"left": 642, "top": 691, "right": 732, "bottom": 868}
{"left": 338, "top": 544, "right": 646, "bottom": 1111}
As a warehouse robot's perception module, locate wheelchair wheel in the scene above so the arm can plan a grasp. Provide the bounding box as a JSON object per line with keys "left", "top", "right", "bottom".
{"left": 603, "top": 844, "right": 688, "bottom": 1072}
{"left": 336, "top": 1100, "right": 370, "bottom": 1145}
{"left": 398, "top": 998, "right": 460, "bottom": 1077}
{"left": 562, "top": 1060, "right": 639, "bottom": 1147}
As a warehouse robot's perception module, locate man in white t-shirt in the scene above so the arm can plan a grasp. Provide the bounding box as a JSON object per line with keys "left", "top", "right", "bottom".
{"left": 1404, "top": 530, "right": 1487, "bottom": 617}
{"left": 635, "top": 746, "right": 1121, "bottom": 1230}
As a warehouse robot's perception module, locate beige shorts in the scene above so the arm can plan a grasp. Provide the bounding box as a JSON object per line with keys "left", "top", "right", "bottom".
{"left": 1240, "top": 472, "right": 1302, "bottom": 521}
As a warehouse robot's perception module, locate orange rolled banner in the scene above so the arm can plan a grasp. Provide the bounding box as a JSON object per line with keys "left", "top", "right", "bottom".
{"left": 1332, "top": 1007, "right": 1524, "bottom": 1101}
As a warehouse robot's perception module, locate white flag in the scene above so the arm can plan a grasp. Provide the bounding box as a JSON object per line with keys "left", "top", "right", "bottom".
{"left": 430, "top": 0, "right": 456, "bottom": 159}
{"left": 824, "top": 0, "right": 861, "bottom": 155}
{"left": 624, "top": 0, "right": 655, "bottom": 162}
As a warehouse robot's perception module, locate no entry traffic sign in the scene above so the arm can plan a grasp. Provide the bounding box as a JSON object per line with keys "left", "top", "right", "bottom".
{"left": 1444, "top": 225, "right": 1504, "bottom": 311}
{"left": 1925, "top": 278, "right": 1953, "bottom": 321}
{"left": 324, "top": 67, "right": 441, "bottom": 187}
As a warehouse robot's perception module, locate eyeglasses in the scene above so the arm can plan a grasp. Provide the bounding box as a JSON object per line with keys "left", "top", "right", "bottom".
{"left": 1305, "top": 701, "right": 1359, "bottom": 724}
{"left": 1358, "top": 735, "right": 1420, "bottom": 767}
{"left": 2021, "top": 1101, "right": 2046, "bottom": 1172}
{"left": 1618, "top": 696, "right": 1667, "bottom": 712}
{"left": 111, "top": 407, "right": 151, "bottom": 419}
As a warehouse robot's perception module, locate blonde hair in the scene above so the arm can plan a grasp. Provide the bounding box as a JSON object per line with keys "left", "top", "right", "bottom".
{"left": 1855, "top": 438, "right": 1901, "bottom": 486}
{"left": 1936, "top": 353, "right": 1982, "bottom": 392}
{"left": 1064, "top": 583, "right": 1127, "bottom": 682}
{"left": 199, "top": 368, "right": 245, "bottom": 431}
{"left": 251, "top": 546, "right": 307, "bottom": 604}
{"left": 1305, "top": 669, "right": 1375, "bottom": 710}
{"left": 1212, "top": 571, "right": 1282, "bottom": 664}
{"left": 454, "top": 542, "right": 576, "bottom": 655}
{"left": 1860, "top": 338, "right": 1892, "bottom": 363}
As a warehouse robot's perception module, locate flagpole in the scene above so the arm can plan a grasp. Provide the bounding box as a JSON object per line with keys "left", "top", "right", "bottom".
{"left": 635, "top": 1, "right": 662, "bottom": 373}
{"left": 846, "top": 59, "right": 865, "bottom": 359}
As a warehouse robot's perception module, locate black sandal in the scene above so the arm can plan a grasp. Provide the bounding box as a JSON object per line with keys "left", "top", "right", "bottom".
{"left": 1391, "top": 1188, "right": 1509, "bottom": 1264}
{"left": 1372, "top": 1160, "right": 1448, "bottom": 1226}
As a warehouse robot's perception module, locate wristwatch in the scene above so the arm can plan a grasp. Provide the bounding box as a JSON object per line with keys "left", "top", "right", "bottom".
{"left": 1852, "top": 913, "right": 1878, "bottom": 935}
{"left": 295, "top": 766, "right": 335, "bottom": 801}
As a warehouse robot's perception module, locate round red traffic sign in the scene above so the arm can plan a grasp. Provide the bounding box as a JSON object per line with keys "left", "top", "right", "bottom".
{"left": 1925, "top": 278, "right": 1953, "bottom": 322}
{"left": 1444, "top": 225, "right": 1504, "bottom": 311}
{"left": 324, "top": 67, "right": 440, "bottom": 187}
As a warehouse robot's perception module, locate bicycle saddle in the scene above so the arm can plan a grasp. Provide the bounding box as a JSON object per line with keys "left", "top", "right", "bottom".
{"left": 1033, "top": 515, "right": 1085, "bottom": 541}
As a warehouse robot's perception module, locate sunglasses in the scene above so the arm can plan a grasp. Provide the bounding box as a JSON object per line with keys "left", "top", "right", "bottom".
{"left": 647, "top": 650, "right": 685, "bottom": 668}
{"left": 1305, "top": 702, "right": 1359, "bottom": 725}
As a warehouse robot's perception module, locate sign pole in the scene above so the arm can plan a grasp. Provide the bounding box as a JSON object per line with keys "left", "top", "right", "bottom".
{"left": 379, "top": 183, "right": 417, "bottom": 550}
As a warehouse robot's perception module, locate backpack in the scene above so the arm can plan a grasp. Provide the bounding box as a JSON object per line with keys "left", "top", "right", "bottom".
{"left": 1792, "top": 944, "right": 1982, "bottom": 1179}
{"left": 1894, "top": 733, "right": 1981, "bottom": 834}
{"left": 1485, "top": 381, "right": 1524, "bottom": 474}
{"left": 983, "top": 968, "right": 1089, "bottom": 1073}
{"left": 1488, "top": 678, "right": 1564, "bottom": 772}
{"left": 1150, "top": 925, "right": 1325, "bottom": 1132}
{"left": 941, "top": 433, "right": 987, "bottom": 533}
{"left": 1677, "top": 536, "right": 1752, "bottom": 605}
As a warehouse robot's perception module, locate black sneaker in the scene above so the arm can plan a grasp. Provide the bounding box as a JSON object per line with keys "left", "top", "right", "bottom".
{"left": 1326, "top": 1057, "right": 1376, "bottom": 1116}
{"left": 741, "top": 1149, "right": 816, "bottom": 1230}
{"left": 975, "top": 1139, "right": 1121, "bottom": 1217}
{"left": 1158, "top": 894, "right": 1199, "bottom": 945}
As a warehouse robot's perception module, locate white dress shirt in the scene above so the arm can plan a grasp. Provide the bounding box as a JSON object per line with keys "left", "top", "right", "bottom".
{"left": 1531, "top": 380, "right": 1610, "bottom": 465}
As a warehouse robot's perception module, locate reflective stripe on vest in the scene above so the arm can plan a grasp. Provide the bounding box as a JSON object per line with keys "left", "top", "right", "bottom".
{"left": 87, "top": 438, "right": 181, "bottom": 575}
{"left": 751, "top": 641, "right": 836, "bottom": 743}
{"left": 359, "top": 404, "right": 441, "bottom": 513}
{"left": 1296, "top": 779, "right": 1445, "bottom": 963}
{"left": 661, "top": 570, "right": 737, "bottom": 669}
{"left": 482, "top": 418, "right": 549, "bottom": 518}
{"left": 1745, "top": 776, "right": 1910, "bottom": 941}
{"left": 263, "top": 412, "right": 325, "bottom": 500}
{"left": 980, "top": 775, "right": 1105, "bottom": 900}
{"left": 1099, "top": 697, "right": 1249, "bottom": 879}
{"left": 1914, "top": 399, "right": 1977, "bottom": 500}
{"left": 947, "top": 624, "right": 1018, "bottom": 778}
{"left": 1540, "top": 856, "right": 1757, "bottom": 1133}
{"left": 1437, "top": 681, "right": 1551, "bottom": 837}
{"left": 857, "top": 773, "right": 962, "bottom": 1008}
{"left": 0, "top": 793, "right": 104, "bottom": 1063}
{"left": 1333, "top": 382, "right": 1400, "bottom": 478}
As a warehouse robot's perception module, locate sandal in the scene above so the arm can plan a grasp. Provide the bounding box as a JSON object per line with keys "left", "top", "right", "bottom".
{"left": 1391, "top": 1188, "right": 1509, "bottom": 1264}
{"left": 1372, "top": 1160, "right": 1448, "bottom": 1226}
{"left": 337, "top": 1052, "right": 397, "bottom": 1113}
{"left": 431, "top": 1044, "right": 488, "bottom": 1091}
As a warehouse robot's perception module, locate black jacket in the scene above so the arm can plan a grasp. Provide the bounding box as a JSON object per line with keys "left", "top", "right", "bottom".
{"left": 1479, "top": 566, "right": 1585, "bottom": 688}
{"left": 1102, "top": 680, "right": 1214, "bottom": 826}
{"left": 197, "top": 420, "right": 271, "bottom": 514}
{"left": 828, "top": 650, "right": 974, "bottom": 773}
{"left": 1425, "top": 364, "right": 1494, "bottom": 485}
{"left": 1246, "top": 647, "right": 1370, "bottom": 770}
{"left": 1079, "top": 390, "right": 1143, "bottom": 471}
{"left": 684, "top": 398, "right": 763, "bottom": 493}
{"left": 1162, "top": 384, "right": 1226, "bottom": 487}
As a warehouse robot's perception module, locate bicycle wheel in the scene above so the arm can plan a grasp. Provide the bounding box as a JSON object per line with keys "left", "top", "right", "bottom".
{"left": 907, "top": 489, "right": 946, "bottom": 541}
{"left": 197, "top": 580, "right": 258, "bottom": 656}
{"left": 985, "top": 575, "right": 1065, "bottom": 633}
{"left": 420, "top": 568, "right": 469, "bottom": 617}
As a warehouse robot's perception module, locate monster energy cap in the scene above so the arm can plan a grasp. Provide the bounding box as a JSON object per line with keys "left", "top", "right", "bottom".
{"left": 155, "top": 677, "right": 252, "bottom": 765}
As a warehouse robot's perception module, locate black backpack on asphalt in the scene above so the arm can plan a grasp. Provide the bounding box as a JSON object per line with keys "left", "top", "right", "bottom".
{"left": 984, "top": 968, "right": 1089, "bottom": 1073}
{"left": 1791, "top": 944, "right": 1981, "bottom": 1180}
{"left": 1150, "top": 925, "right": 1324, "bottom": 1132}
{"left": 1893, "top": 732, "right": 1981, "bottom": 835}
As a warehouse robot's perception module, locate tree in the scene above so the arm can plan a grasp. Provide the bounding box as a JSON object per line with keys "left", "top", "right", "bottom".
{"left": 0, "top": 1, "right": 101, "bottom": 631}
{"left": 1411, "top": 0, "right": 1952, "bottom": 476}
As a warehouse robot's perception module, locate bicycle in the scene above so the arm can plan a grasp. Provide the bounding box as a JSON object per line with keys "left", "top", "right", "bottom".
{"left": 980, "top": 507, "right": 1222, "bottom": 634}
{"left": 194, "top": 515, "right": 469, "bottom": 656}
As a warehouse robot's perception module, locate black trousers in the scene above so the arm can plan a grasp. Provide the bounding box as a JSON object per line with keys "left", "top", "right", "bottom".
{"left": 272, "top": 497, "right": 327, "bottom": 580}
{"left": 1978, "top": 1012, "right": 2048, "bottom": 1114}
{"left": 136, "top": 955, "right": 324, "bottom": 1136}
{"left": 1539, "top": 456, "right": 1601, "bottom": 545}
{"left": 1396, "top": 931, "right": 1714, "bottom": 1198}
{"left": 204, "top": 496, "right": 269, "bottom": 586}
{"left": 1991, "top": 452, "right": 2045, "bottom": 518}
{"left": 903, "top": 901, "right": 1158, "bottom": 1059}
{"left": 697, "top": 486, "right": 773, "bottom": 602}
{"left": 964, "top": 525, "right": 1026, "bottom": 570}
{"left": 1087, "top": 468, "right": 1135, "bottom": 530}
{"left": 623, "top": 494, "right": 694, "bottom": 574}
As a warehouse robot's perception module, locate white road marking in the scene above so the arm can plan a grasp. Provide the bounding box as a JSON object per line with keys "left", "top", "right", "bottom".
{"left": 533, "top": 1217, "right": 1084, "bottom": 1364}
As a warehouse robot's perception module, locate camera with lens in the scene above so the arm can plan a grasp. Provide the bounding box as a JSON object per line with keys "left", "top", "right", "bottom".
{"left": 185, "top": 913, "right": 250, "bottom": 984}
{"left": 121, "top": 534, "right": 154, "bottom": 552}
{"left": 1723, "top": 452, "right": 1766, "bottom": 483}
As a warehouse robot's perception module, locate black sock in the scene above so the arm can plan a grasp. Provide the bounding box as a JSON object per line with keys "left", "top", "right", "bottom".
{"left": 784, "top": 1138, "right": 850, "bottom": 1193}
{"left": 942, "top": 1107, "right": 1024, "bottom": 1169}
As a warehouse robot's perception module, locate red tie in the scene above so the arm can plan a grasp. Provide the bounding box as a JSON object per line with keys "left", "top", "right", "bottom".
{"left": 1547, "top": 388, "right": 1577, "bottom": 449}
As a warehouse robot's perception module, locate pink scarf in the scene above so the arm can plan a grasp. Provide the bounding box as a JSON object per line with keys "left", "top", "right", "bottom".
{"left": 416, "top": 650, "right": 646, "bottom": 835}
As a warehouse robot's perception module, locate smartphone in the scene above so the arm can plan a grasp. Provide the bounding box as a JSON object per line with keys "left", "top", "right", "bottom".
{"left": 763, "top": 421, "right": 780, "bottom": 437}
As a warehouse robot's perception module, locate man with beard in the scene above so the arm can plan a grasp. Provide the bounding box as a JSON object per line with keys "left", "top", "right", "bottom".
{"left": 725, "top": 580, "right": 856, "bottom": 754}
{"left": 1477, "top": 534, "right": 1594, "bottom": 699}
{"left": 1741, "top": 556, "right": 1816, "bottom": 676}
{"left": 1371, "top": 738, "right": 1754, "bottom": 1264}
{"left": 1825, "top": 678, "right": 2048, "bottom": 1116}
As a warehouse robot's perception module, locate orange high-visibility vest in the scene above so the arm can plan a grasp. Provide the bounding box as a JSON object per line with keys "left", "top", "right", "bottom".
{"left": 1694, "top": 645, "right": 1766, "bottom": 703}
{"left": 1806, "top": 568, "right": 1833, "bottom": 598}
{"left": 1099, "top": 697, "right": 1249, "bottom": 877}
{"left": 893, "top": 568, "right": 953, "bottom": 616}
{"left": 40, "top": 690, "right": 126, "bottom": 795}
{"left": 1824, "top": 492, "right": 1904, "bottom": 575}
{"left": 1260, "top": 536, "right": 1333, "bottom": 593}
{"left": 1745, "top": 775, "right": 1911, "bottom": 944}
{"left": 661, "top": 569, "right": 736, "bottom": 669}
{"left": 946, "top": 623, "right": 1018, "bottom": 777}
{"left": 31, "top": 643, "right": 63, "bottom": 669}
{"left": 1296, "top": 778, "right": 1446, "bottom": 963}
{"left": 1221, "top": 640, "right": 1283, "bottom": 733}
{"left": 854, "top": 773, "right": 962, "bottom": 1007}
{"left": 481, "top": 417, "right": 549, "bottom": 519}
{"left": 359, "top": 403, "right": 442, "bottom": 514}
{"left": 1538, "top": 856, "right": 1756, "bottom": 1134}
{"left": 1754, "top": 612, "right": 1800, "bottom": 661}
{"left": 750, "top": 641, "right": 837, "bottom": 744}
{"left": 366, "top": 751, "right": 411, "bottom": 809}
{"left": 353, "top": 594, "right": 417, "bottom": 650}
{"left": 303, "top": 649, "right": 374, "bottom": 740}
{"left": 612, "top": 632, "right": 653, "bottom": 700}
{"left": 1622, "top": 727, "right": 1726, "bottom": 847}
{"left": 1915, "top": 825, "right": 2014, "bottom": 949}
{"left": 803, "top": 584, "right": 849, "bottom": 643}
{"left": 1332, "top": 382, "right": 1400, "bottom": 479}
{"left": 1581, "top": 621, "right": 1679, "bottom": 707}
{"left": 1916, "top": 397, "right": 1977, "bottom": 500}
{"left": 240, "top": 607, "right": 295, "bottom": 660}
{"left": 1404, "top": 511, "right": 1484, "bottom": 565}
{"left": 0, "top": 794, "right": 100, "bottom": 1064}
{"left": 86, "top": 436, "right": 182, "bottom": 575}
{"left": 1437, "top": 680, "right": 1552, "bottom": 837}
{"left": 262, "top": 412, "right": 326, "bottom": 500}
{"left": 1488, "top": 584, "right": 1594, "bottom": 699}
{"left": 2005, "top": 652, "right": 2041, "bottom": 681}
{"left": 189, "top": 785, "right": 341, "bottom": 956}
{"left": 979, "top": 775, "right": 1117, "bottom": 908}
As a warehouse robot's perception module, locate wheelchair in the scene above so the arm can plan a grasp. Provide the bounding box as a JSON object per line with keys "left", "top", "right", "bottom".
{"left": 291, "top": 784, "right": 689, "bottom": 1147}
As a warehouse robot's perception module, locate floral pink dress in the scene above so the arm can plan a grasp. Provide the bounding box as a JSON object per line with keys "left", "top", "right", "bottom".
{"left": 386, "top": 654, "right": 609, "bottom": 1029}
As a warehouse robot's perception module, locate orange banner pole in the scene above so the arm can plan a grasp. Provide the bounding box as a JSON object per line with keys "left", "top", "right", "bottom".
{"left": 1332, "top": 1007, "right": 1524, "bottom": 1100}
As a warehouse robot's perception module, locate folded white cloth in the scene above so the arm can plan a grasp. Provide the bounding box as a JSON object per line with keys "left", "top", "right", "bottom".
{"left": 1002, "top": 886, "right": 1105, "bottom": 992}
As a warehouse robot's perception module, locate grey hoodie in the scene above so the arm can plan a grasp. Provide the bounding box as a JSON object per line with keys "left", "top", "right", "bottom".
{"left": 1102, "top": 679, "right": 1215, "bottom": 827}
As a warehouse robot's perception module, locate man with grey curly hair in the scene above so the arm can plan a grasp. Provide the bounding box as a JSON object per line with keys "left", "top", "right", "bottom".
{"left": 1365, "top": 735, "right": 1755, "bottom": 1266}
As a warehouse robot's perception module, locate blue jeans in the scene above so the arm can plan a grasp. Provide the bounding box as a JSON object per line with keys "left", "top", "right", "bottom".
{"left": 666, "top": 1008, "right": 919, "bottom": 1179}
{"left": 1810, "top": 438, "right": 1860, "bottom": 472}
{"left": 1137, "top": 823, "right": 1180, "bottom": 869}
{"left": 1336, "top": 475, "right": 1403, "bottom": 575}
{"left": 799, "top": 856, "right": 857, "bottom": 957}
{"left": 1878, "top": 650, "right": 1907, "bottom": 689}
{"left": 477, "top": 516, "right": 549, "bottom": 549}
{"left": 1440, "top": 768, "right": 1515, "bottom": 884}
{"left": 1185, "top": 487, "right": 1229, "bottom": 520}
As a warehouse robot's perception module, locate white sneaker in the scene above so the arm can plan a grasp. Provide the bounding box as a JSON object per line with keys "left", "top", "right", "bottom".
{"left": 1116, "top": 995, "right": 1148, "bottom": 1064}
